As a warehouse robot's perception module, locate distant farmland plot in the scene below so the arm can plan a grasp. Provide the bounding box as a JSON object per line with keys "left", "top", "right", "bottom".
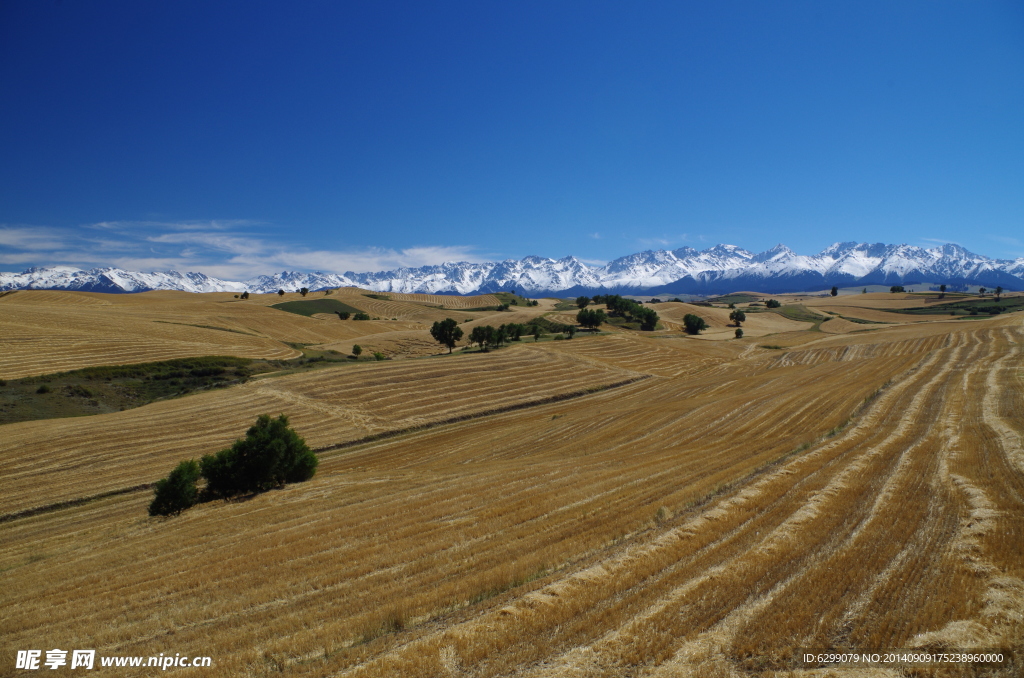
{"left": 1, "top": 291, "right": 1021, "bottom": 678}
{"left": 271, "top": 298, "right": 362, "bottom": 316}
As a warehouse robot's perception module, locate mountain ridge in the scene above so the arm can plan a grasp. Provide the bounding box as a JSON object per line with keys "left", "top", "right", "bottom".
{"left": 3, "top": 242, "right": 1022, "bottom": 296}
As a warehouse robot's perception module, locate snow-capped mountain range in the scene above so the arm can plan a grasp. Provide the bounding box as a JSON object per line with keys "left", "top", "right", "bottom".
{"left": 3, "top": 243, "right": 1022, "bottom": 297}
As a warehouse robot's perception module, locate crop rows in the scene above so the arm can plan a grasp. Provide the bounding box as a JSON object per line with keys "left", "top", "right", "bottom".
{"left": 1, "top": 313, "right": 1019, "bottom": 678}
{"left": 0, "top": 349, "right": 640, "bottom": 516}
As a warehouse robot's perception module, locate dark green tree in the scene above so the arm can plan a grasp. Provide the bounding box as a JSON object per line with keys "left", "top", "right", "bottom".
{"left": 336, "top": 311, "right": 350, "bottom": 320}
{"left": 149, "top": 459, "right": 201, "bottom": 516}
{"left": 352, "top": 344, "right": 362, "bottom": 357}
{"left": 240, "top": 291, "right": 250, "bottom": 299}
{"left": 939, "top": 284, "right": 947, "bottom": 299}
{"left": 576, "top": 308, "right": 606, "bottom": 331}
{"left": 729, "top": 309, "right": 746, "bottom": 326}
{"left": 890, "top": 285, "right": 906, "bottom": 293}
{"left": 735, "top": 328, "right": 744, "bottom": 339}
{"left": 637, "top": 307, "right": 659, "bottom": 331}
{"left": 430, "top": 318, "right": 464, "bottom": 353}
{"left": 278, "top": 289, "right": 285, "bottom": 296}
{"left": 576, "top": 296, "right": 591, "bottom": 309}
{"left": 494, "top": 325, "right": 508, "bottom": 347}
{"left": 830, "top": 286, "right": 838, "bottom": 297}
{"left": 353, "top": 312, "right": 371, "bottom": 320}
{"left": 300, "top": 287, "right": 309, "bottom": 297}
{"left": 995, "top": 286, "right": 1003, "bottom": 300}
{"left": 533, "top": 327, "right": 542, "bottom": 341}
{"left": 765, "top": 299, "right": 781, "bottom": 309}
{"left": 567, "top": 326, "right": 576, "bottom": 339}
{"left": 469, "top": 325, "right": 494, "bottom": 350}
{"left": 683, "top": 314, "right": 708, "bottom": 335}
{"left": 200, "top": 414, "right": 317, "bottom": 498}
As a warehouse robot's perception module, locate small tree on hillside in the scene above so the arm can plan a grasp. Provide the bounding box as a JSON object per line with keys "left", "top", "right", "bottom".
{"left": 735, "top": 328, "right": 744, "bottom": 339}
{"left": 430, "top": 318, "right": 464, "bottom": 354}
{"left": 300, "top": 287, "right": 309, "bottom": 297}
{"left": 979, "top": 287, "right": 987, "bottom": 296}
{"left": 352, "top": 344, "right": 362, "bottom": 357}
{"left": 336, "top": 311, "right": 350, "bottom": 320}
{"left": 830, "top": 286, "right": 838, "bottom": 297}
{"left": 469, "top": 325, "right": 494, "bottom": 351}
{"left": 533, "top": 327, "right": 542, "bottom": 342}
{"left": 890, "top": 285, "right": 905, "bottom": 293}
{"left": 637, "top": 307, "right": 659, "bottom": 331}
{"left": 729, "top": 309, "right": 746, "bottom": 327}
{"left": 277, "top": 289, "right": 285, "bottom": 297}
{"left": 939, "top": 284, "right": 947, "bottom": 299}
{"left": 241, "top": 291, "right": 250, "bottom": 299}
{"left": 576, "top": 296, "right": 591, "bottom": 309}
{"left": 995, "top": 286, "right": 1003, "bottom": 301}
{"left": 200, "top": 414, "right": 317, "bottom": 498}
{"left": 567, "top": 326, "right": 576, "bottom": 339}
{"left": 766, "top": 299, "right": 781, "bottom": 309}
{"left": 576, "top": 308, "right": 606, "bottom": 331}
{"left": 683, "top": 314, "right": 708, "bottom": 335}
{"left": 149, "top": 460, "right": 201, "bottom": 516}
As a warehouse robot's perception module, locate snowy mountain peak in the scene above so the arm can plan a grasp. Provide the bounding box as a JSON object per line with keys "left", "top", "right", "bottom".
{"left": 2, "top": 242, "right": 1020, "bottom": 296}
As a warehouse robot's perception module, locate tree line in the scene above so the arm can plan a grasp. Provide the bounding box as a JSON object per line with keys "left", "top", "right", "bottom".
{"left": 149, "top": 414, "right": 317, "bottom": 516}
{"left": 576, "top": 295, "right": 659, "bottom": 331}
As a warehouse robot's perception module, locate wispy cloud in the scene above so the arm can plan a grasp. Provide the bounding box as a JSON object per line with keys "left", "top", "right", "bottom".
{"left": 0, "top": 222, "right": 488, "bottom": 279}
{"left": 987, "top": 235, "right": 1024, "bottom": 258}
{"left": 635, "top": 233, "right": 695, "bottom": 249}
{"left": 919, "top": 237, "right": 961, "bottom": 246}
{"left": 588, "top": 232, "right": 601, "bottom": 240}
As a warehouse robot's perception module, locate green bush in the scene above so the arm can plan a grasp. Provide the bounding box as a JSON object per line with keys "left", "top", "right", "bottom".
{"left": 765, "top": 299, "right": 781, "bottom": 309}
{"left": 353, "top": 312, "right": 371, "bottom": 320}
{"left": 36, "top": 384, "right": 51, "bottom": 394}
{"left": 683, "top": 314, "right": 709, "bottom": 335}
{"left": 149, "top": 460, "right": 201, "bottom": 516}
{"left": 200, "top": 414, "right": 318, "bottom": 499}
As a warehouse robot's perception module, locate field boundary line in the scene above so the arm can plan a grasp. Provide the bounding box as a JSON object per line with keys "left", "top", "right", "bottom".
{"left": 0, "top": 483, "right": 152, "bottom": 524}
{"left": 312, "top": 375, "right": 651, "bottom": 455}
{"left": 0, "top": 376, "right": 650, "bottom": 524}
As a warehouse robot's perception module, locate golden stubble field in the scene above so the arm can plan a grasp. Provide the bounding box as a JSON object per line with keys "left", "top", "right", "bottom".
{"left": 1, "top": 290, "right": 1022, "bottom": 678}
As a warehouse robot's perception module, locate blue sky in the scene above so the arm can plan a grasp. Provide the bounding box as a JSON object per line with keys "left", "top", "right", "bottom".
{"left": 2, "top": 1, "right": 1022, "bottom": 278}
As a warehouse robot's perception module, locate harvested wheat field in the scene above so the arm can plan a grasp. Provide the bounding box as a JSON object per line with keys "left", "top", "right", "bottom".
{"left": 0, "top": 290, "right": 544, "bottom": 379}
{"left": 1, "top": 294, "right": 1021, "bottom": 678}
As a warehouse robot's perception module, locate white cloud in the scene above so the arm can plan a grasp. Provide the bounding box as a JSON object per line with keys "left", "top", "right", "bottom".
{"left": 635, "top": 233, "right": 695, "bottom": 249}
{"left": 0, "top": 221, "right": 488, "bottom": 278}
{"left": 0, "top": 226, "right": 72, "bottom": 251}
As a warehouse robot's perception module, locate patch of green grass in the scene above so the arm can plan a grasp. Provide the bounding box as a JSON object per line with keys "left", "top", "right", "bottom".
{"left": 0, "top": 352, "right": 356, "bottom": 427}
{"left": 826, "top": 313, "right": 887, "bottom": 325}
{"left": 553, "top": 299, "right": 581, "bottom": 311}
{"left": 885, "top": 295, "right": 1024, "bottom": 316}
{"left": 362, "top": 293, "right": 391, "bottom": 301}
{"left": 759, "top": 345, "right": 786, "bottom": 350}
{"left": 271, "top": 298, "right": 362, "bottom": 317}
{"left": 704, "top": 293, "right": 761, "bottom": 305}
{"left": 774, "top": 304, "right": 828, "bottom": 323}
{"left": 493, "top": 291, "right": 533, "bottom": 306}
